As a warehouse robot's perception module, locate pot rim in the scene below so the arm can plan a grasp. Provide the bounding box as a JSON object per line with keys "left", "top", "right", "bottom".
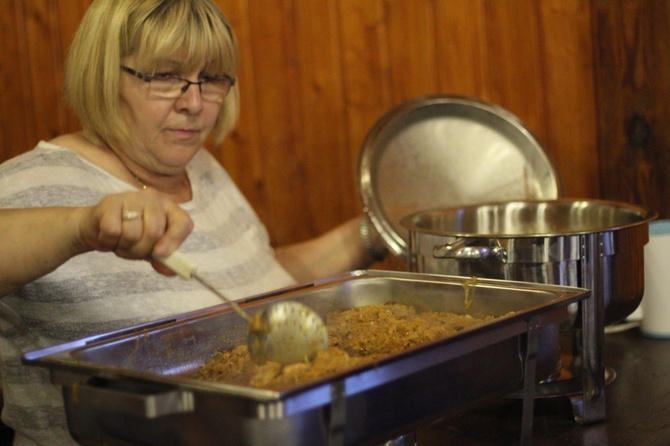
{"left": 400, "top": 198, "right": 658, "bottom": 238}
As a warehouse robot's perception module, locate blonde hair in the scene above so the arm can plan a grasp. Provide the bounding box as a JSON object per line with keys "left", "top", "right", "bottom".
{"left": 64, "top": 0, "right": 240, "bottom": 147}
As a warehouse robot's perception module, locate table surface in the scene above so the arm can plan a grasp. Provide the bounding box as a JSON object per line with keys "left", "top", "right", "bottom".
{"left": 415, "top": 325, "right": 670, "bottom": 446}
{"left": 1, "top": 325, "right": 667, "bottom": 445}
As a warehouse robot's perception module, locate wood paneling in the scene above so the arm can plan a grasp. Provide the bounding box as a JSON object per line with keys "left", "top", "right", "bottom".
{"left": 540, "top": 0, "right": 600, "bottom": 197}
{"left": 2, "top": 1, "right": 35, "bottom": 160}
{"left": 1, "top": 0, "right": 668, "bottom": 247}
{"left": 592, "top": 0, "right": 670, "bottom": 217}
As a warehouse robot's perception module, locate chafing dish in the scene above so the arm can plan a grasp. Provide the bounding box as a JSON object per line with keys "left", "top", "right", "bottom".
{"left": 23, "top": 270, "right": 589, "bottom": 445}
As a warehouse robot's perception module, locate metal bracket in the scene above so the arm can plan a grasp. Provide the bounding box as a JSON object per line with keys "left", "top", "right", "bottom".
{"left": 521, "top": 315, "right": 540, "bottom": 445}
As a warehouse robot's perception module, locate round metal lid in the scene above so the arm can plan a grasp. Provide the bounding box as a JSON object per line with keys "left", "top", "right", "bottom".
{"left": 357, "top": 95, "right": 563, "bottom": 257}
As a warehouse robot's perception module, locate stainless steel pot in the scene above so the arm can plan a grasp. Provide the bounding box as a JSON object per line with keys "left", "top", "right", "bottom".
{"left": 400, "top": 198, "right": 657, "bottom": 423}
{"left": 401, "top": 199, "right": 655, "bottom": 324}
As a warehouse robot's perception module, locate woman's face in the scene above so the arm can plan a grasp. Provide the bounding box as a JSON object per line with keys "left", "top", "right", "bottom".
{"left": 118, "top": 55, "right": 223, "bottom": 176}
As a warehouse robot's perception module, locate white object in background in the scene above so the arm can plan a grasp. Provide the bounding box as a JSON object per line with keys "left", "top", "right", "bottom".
{"left": 641, "top": 220, "right": 670, "bottom": 338}
{"left": 627, "top": 302, "right": 643, "bottom": 321}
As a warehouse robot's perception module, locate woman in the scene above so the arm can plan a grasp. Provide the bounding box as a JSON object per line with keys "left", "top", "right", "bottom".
{"left": 0, "top": 1, "right": 385, "bottom": 444}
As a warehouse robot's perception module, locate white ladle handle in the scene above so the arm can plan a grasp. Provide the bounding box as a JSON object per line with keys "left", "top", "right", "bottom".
{"left": 155, "top": 250, "right": 198, "bottom": 280}
{"left": 154, "top": 251, "right": 253, "bottom": 324}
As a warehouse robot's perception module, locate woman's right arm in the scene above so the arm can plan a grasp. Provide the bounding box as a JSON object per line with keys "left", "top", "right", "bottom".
{"left": 0, "top": 189, "right": 193, "bottom": 297}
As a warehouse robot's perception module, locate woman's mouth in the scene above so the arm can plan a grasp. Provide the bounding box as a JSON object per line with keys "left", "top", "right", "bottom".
{"left": 170, "top": 128, "right": 200, "bottom": 140}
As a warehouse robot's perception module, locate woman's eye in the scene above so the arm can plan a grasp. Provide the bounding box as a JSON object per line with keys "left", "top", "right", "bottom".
{"left": 152, "top": 72, "right": 176, "bottom": 81}
{"left": 201, "top": 74, "right": 223, "bottom": 82}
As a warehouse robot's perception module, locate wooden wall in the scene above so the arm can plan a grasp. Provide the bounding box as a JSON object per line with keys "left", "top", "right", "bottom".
{"left": 1, "top": 0, "right": 668, "bottom": 248}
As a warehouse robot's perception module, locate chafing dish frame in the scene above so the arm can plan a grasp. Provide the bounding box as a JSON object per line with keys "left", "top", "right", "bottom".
{"left": 23, "top": 270, "right": 590, "bottom": 445}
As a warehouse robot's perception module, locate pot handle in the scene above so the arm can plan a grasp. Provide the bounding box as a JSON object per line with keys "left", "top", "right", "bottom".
{"left": 432, "top": 239, "right": 506, "bottom": 260}
{"left": 67, "top": 381, "right": 195, "bottom": 419}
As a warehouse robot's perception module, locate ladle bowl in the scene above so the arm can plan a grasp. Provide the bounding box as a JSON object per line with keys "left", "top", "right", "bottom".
{"left": 157, "top": 252, "right": 328, "bottom": 365}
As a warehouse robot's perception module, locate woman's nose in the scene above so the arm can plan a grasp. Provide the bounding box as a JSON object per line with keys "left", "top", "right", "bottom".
{"left": 174, "top": 83, "right": 204, "bottom": 113}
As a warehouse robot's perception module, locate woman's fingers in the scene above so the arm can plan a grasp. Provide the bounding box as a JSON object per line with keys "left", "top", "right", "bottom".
{"left": 80, "top": 190, "right": 193, "bottom": 261}
{"left": 151, "top": 203, "right": 195, "bottom": 258}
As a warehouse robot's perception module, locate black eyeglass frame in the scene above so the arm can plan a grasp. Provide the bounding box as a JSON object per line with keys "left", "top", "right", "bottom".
{"left": 120, "top": 65, "right": 236, "bottom": 97}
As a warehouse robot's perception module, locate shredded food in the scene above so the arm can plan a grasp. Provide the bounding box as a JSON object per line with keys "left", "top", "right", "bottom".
{"left": 186, "top": 303, "right": 508, "bottom": 390}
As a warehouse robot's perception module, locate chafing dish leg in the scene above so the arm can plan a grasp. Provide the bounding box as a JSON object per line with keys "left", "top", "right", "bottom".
{"left": 521, "top": 316, "right": 540, "bottom": 445}
{"left": 328, "top": 381, "right": 346, "bottom": 446}
{"left": 572, "top": 234, "right": 607, "bottom": 424}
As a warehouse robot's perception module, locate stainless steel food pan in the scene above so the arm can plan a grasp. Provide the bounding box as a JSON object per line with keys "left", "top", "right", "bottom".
{"left": 23, "top": 270, "right": 589, "bottom": 446}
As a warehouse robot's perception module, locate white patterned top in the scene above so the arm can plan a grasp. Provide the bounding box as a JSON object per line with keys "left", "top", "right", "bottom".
{"left": 0, "top": 141, "right": 295, "bottom": 445}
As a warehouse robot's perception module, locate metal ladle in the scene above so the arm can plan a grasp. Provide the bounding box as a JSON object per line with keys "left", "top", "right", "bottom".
{"left": 156, "top": 252, "right": 328, "bottom": 366}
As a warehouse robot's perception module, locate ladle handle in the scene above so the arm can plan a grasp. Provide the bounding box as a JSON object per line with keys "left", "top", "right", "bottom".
{"left": 155, "top": 251, "right": 197, "bottom": 280}
{"left": 154, "top": 252, "right": 253, "bottom": 324}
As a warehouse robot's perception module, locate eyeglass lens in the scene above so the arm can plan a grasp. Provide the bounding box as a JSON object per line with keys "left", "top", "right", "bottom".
{"left": 148, "top": 78, "right": 233, "bottom": 102}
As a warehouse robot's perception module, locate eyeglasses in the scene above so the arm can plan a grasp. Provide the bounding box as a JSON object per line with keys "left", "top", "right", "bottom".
{"left": 120, "top": 66, "right": 236, "bottom": 102}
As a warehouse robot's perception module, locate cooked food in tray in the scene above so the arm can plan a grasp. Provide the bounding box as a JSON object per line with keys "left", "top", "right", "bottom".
{"left": 22, "top": 272, "right": 590, "bottom": 446}
{"left": 186, "top": 302, "right": 510, "bottom": 390}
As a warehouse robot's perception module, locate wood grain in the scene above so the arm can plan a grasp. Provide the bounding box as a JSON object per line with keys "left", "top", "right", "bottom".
{"left": 434, "top": 0, "right": 490, "bottom": 98}
{"left": 1, "top": 0, "right": 668, "bottom": 247}
{"left": 1, "top": 1, "right": 34, "bottom": 160}
{"left": 539, "top": 0, "right": 600, "bottom": 198}
{"left": 592, "top": 0, "right": 670, "bottom": 216}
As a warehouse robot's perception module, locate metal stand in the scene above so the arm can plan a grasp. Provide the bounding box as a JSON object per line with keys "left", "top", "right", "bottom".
{"left": 328, "top": 380, "right": 346, "bottom": 446}
{"left": 568, "top": 234, "right": 607, "bottom": 423}
{"left": 521, "top": 316, "right": 541, "bottom": 445}
{"left": 517, "top": 233, "right": 608, "bottom": 425}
